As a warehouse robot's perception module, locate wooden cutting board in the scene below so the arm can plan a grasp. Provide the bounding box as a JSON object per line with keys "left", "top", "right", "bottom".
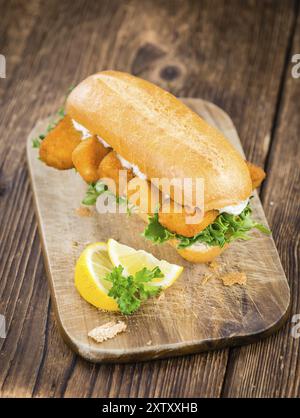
{"left": 26, "top": 98, "right": 290, "bottom": 363}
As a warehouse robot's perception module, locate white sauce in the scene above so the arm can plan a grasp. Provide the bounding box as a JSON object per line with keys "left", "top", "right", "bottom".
{"left": 72, "top": 119, "right": 111, "bottom": 148}
{"left": 97, "top": 136, "right": 111, "bottom": 148}
{"left": 72, "top": 119, "right": 146, "bottom": 180}
{"left": 72, "top": 119, "right": 92, "bottom": 140}
{"left": 189, "top": 242, "right": 210, "bottom": 252}
{"left": 117, "top": 154, "right": 147, "bottom": 180}
{"left": 219, "top": 198, "right": 249, "bottom": 216}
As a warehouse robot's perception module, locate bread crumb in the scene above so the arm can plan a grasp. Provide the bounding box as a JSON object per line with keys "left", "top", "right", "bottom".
{"left": 158, "top": 292, "right": 165, "bottom": 301}
{"left": 219, "top": 272, "right": 247, "bottom": 287}
{"left": 76, "top": 207, "right": 92, "bottom": 217}
{"left": 72, "top": 241, "right": 79, "bottom": 247}
{"left": 146, "top": 340, "right": 152, "bottom": 346}
{"left": 88, "top": 321, "right": 127, "bottom": 343}
{"left": 203, "top": 264, "right": 247, "bottom": 287}
{"left": 202, "top": 273, "right": 213, "bottom": 284}
{"left": 208, "top": 260, "right": 220, "bottom": 272}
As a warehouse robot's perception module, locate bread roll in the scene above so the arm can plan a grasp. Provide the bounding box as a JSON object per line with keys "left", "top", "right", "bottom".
{"left": 66, "top": 71, "right": 252, "bottom": 212}
{"left": 170, "top": 240, "right": 226, "bottom": 263}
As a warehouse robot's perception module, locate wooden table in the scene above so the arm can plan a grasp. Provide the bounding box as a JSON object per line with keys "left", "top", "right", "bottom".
{"left": 0, "top": 0, "right": 299, "bottom": 398}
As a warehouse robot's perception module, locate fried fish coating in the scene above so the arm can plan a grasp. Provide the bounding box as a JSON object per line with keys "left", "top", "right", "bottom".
{"left": 127, "top": 177, "right": 163, "bottom": 215}
{"left": 159, "top": 200, "right": 218, "bottom": 237}
{"left": 97, "top": 151, "right": 134, "bottom": 195}
{"left": 72, "top": 136, "right": 110, "bottom": 183}
{"left": 39, "top": 115, "right": 82, "bottom": 169}
{"left": 246, "top": 161, "right": 266, "bottom": 189}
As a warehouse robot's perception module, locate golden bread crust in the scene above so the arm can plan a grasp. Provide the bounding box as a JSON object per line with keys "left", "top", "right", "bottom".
{"left": 67, "top": 71, "right": 252, "bottom": 211}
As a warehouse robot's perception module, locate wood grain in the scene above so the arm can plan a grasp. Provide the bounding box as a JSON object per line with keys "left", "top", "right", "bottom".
{"left": 221, "top": 5, "right": 300, "bottom": 398}
{"left": 0, "top": 0, "right": 297, "bottom": 397}
{"left": 26, "top": 99, "right": 290, "bottom": 363}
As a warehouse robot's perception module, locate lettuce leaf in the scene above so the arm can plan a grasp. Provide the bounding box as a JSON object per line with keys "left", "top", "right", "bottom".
{"left": 82, "top": 180, "right": 133, "bottom": 215}
{"left": 81, "top": 181, "right": 108, "bottom": 205}
{"left": 143, "top": 212, "right": 176, "bottom": 244}
{"left": 143, "top": 204, "right": 270, "bottom": 249}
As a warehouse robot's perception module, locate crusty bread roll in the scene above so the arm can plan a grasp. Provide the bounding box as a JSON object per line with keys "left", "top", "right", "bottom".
{"left": 170, "top": 240, "right": 226, "bottom": 263}
{"left": 66, "top": 71, "right": 252, "bottom": 212}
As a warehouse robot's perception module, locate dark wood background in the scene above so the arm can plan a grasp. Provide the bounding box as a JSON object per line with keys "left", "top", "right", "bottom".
{"left": 0, "top": 0, "right": 299, "bottom": 398}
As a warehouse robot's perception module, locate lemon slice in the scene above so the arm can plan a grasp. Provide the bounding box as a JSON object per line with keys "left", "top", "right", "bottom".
{"left": 107, "top": 238, "right": 183, "bottom": 289}
{"left": 74, "top": 242, "right": 119, "bottom": 311}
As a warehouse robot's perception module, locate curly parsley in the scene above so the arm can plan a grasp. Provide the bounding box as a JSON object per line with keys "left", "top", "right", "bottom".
{"left": 105, "top": 265, "right": 163, "bottom": 314}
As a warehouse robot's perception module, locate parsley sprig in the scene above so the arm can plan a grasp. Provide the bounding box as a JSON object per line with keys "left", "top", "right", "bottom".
{"left": 105, "top": 265, "right": 163, "bottom": 314}
{"left": 143, "top": 203, "right": 270, "bottom": 249}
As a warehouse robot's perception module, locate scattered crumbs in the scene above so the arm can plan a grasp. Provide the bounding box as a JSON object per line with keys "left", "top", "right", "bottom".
{"left": 76, "top": 206, "right": 92, "bottom": 217}
{"left": 72, "top": 241, "right": 79, "bottom": 247}
{"left": 219, "top": 271, "right": 247, "bottom": 287}
{"left": 146, "top": 340, "right": 152, "bottom": 346}
{"left": 88, "top": 321, "right": 127, "bottom": 343}
{"left": 208, "top": 260, "right": 221, "bottom": 272}
{"left": 158, "top": 292, "right": 165, "bottom": 301}
{"left": 202, "top": 261, "right": 247, "bottom": 287}
{"left": 202, "top": 273, "right": 213, "bottom": 285}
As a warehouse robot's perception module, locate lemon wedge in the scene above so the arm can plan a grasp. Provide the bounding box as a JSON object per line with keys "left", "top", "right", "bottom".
{"left": 107, "top": 238, "right": 183, "bottom": 289}
{"left": 74, "top": 242, "right": 119, "bottom": 311}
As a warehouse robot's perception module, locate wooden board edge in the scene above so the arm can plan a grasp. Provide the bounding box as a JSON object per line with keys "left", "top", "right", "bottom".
{"left": 26, "top": 98, "right": 291, "bottom": 363}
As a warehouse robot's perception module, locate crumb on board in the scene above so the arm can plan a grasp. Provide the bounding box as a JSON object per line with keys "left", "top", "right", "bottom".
{"left": 158, "top": 292, "right": 165, "bottom": 301}
{"left": 208, "top": 260, "right": 221, "bottom": 272}
{"left": 146, "top": 340, "right": 152, "bottom": 346}
{"left": 76, "top": 206, "right": 93, "bottom": 217}
{"left": 88, "top": 321, "right": 127, "bottom": 343}
{"left": 219, "top": 271, "right": 247, "bottom": 287}
{"left": 202, "top": 273, "right": 214, "bottom": 285}
{"left": 202, "top": 261, "right": 247, "bottom": 287}
{"left": 72, "top": 241, "right": 79, "bottom": 247}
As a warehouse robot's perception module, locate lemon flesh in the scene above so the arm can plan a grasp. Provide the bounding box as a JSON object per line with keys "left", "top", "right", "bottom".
{"left": 107, "top": 239, "right": 183, "bottom": 289}
{"left": 74, "top": 242, "right": 119, "bottom": 311}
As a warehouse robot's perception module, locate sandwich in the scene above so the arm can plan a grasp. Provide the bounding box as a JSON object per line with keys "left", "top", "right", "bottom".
{"left": 37, "top": 71, "right": 269, "bottom": 263}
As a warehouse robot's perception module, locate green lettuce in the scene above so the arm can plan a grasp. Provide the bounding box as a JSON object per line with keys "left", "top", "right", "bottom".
{"left": 143, "top": 204, "right": 270, "bottom": 249}
{"left": 82, "top": 180, "right": 133, "bottom": 215}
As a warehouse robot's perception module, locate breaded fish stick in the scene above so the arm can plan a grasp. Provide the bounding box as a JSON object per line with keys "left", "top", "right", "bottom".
{"left": 159, "top": 201, "right": 218, "bottom": 237}
{"left": 39, "top": 116, "right": 81, "bottom": 169}
{"left": 72, "top": 136, "right": 110, "bottom": 183}
{"left": 98, "top": 151, "right": 134, "bottom": 195}
{"left": 246, "top": 161, "right": 266, "bottom": 189}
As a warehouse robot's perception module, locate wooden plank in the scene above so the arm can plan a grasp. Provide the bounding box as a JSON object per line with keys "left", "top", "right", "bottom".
{"left": 0, "top": 0, "right": 41, "bottom": 98}
{"left": 27, "top": 98, "right": 290, "bottom": 362}
{"left": 0, "top": 0, "right": 295, "bottom": 397}
{"left": 221, "top": 5, "right": 300, "bottom": 398}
